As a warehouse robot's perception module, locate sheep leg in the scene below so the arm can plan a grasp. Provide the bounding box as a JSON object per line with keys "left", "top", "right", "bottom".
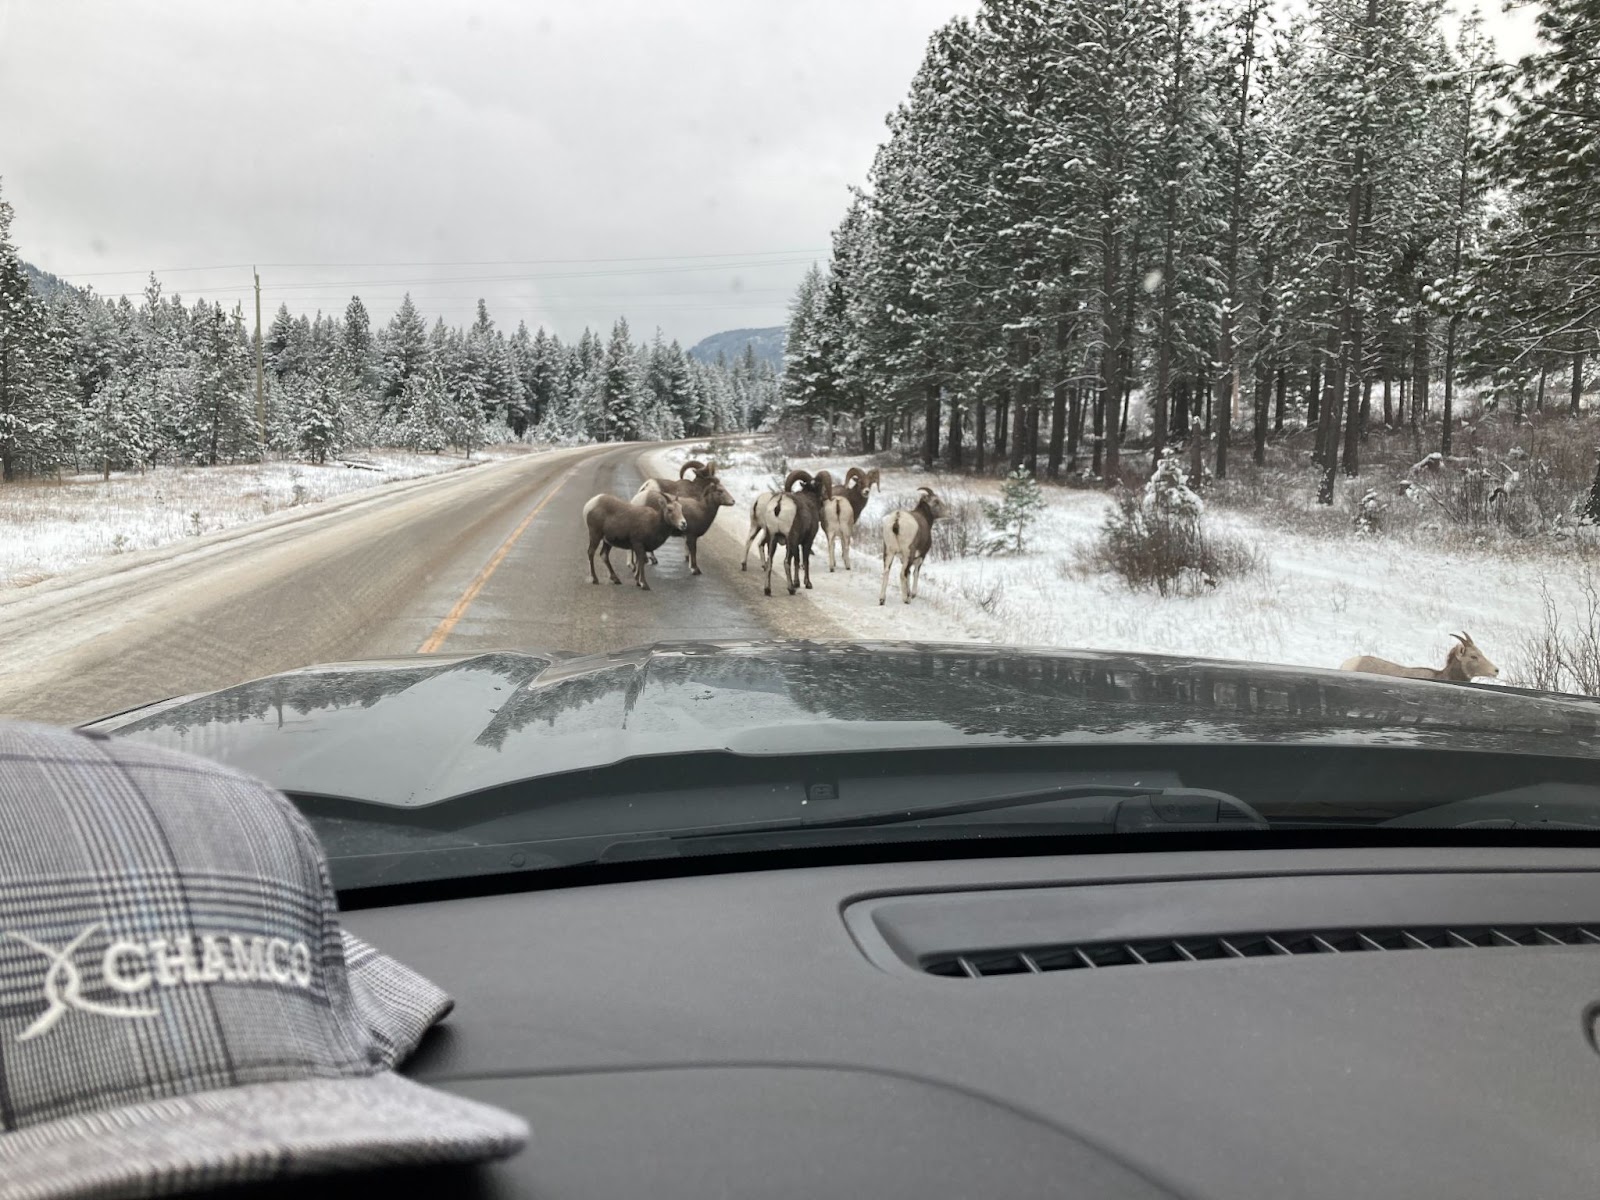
{"left": 827, "top": 530, "right": 836, "bottom": 572}
{"left": 687, "top": 533, "right": 702, "bottom": 576}
{"left": 588, "top": 530, "right": 603, "bottom": 585}
{"left": 802, "top": 542, "right": 812, "bottom": 590}
{"left": 842, "top": 530, "right": 851, "bottom": 571}
{"left": 879, "top": 550, "right": 894, "bottom": 606}
{"left": 763, "top": 536, "right": 778, "bottom": 596}
{"left": 634, "top": 539, "right": 650, "bottom": 590}
{"left": 741, "top": 524, "right": 761, "bottom": 572}
{"left": 911, "top": 558, "right": 923, "bottom": 598}
{"left": 600, "top": 543, "right": 623, "bottom": 585}
{"left": 900, "top": 561, "right": 912, "bottom": 604}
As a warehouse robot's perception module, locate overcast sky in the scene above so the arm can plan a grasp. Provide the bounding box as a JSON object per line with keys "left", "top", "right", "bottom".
{"left": 0, "top": 0, "right": 1539, "bottom": 347}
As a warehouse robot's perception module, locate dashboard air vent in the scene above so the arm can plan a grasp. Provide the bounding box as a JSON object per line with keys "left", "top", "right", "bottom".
{"left": 922, "top": 924, "right": 1600, "bottom": 978}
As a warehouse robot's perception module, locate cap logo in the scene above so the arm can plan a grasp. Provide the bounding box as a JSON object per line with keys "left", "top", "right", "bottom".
{"left": 5, "top": 922, "right": 314, "bottom": 1042}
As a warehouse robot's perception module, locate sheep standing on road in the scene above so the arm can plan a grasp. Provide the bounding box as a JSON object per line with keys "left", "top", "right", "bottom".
{"left": 1339, "top": 632, "right": 1499, "bottom": 682}
{"left": 631, "top": 467, "right": 735, "bottom": 575}
{"left": 741, "top": 485, "right": 784, "bottom": 574}
{"left": 820, "top": 466, "right": 878, "bottom": 572}
{"left": 879, "top": 487, "right": 949, "bottom": 605}
{"left": 764, "top": 469, "right": 825, "bottom": 597}
{"left": 583, "top": 482, "right": 687, "bottom": 590}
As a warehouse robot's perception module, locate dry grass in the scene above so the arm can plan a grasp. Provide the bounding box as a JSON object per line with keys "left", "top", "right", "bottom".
{"left": 1515, "top": 570, "right": 1600, "bottom": 695}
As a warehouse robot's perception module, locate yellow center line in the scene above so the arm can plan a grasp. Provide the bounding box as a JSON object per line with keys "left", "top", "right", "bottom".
{"left": 417, "top": 463, "right": 583, "bottom": 654}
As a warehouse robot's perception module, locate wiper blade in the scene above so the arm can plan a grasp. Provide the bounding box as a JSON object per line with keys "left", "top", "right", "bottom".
{"left": 597, "top": 785, "right": 1268, "bottom": 862}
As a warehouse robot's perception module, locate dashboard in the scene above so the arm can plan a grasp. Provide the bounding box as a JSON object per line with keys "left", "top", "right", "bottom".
{"left": 254, "top": 843, "right": 1600, "bottom": 1199}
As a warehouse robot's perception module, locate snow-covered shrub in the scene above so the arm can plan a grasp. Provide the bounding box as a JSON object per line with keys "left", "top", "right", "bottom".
{"left": 1082, "top": 456, "right": 1260, "bottom": 596}
{"left": 1354, "top": 489, "right": 1383, "bottom": 535}
{"left": 929, "top": 482, "right": 985, "bottom": 560}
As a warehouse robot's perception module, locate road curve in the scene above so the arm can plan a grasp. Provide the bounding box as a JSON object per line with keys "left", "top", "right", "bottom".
{"left": 0, "top": 441, "right": 852, "bottom": 726}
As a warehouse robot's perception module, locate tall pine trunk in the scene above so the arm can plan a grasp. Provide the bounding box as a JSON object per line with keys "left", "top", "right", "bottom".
{"left": 1440, "top": 56, "right": 1476, "bottom": 456}
{"left": 1049, "top": 380, "right": 1068, "bottom": 480}
{"left": 1152, "top": 0, "right": 1187, "bottom": 474}
{"left": 1215, "top": 0, "right": 1262, "bottom": 482}
{"left": 924, "top": 384, "right": 940, "bottom": 466}
{"left": 975, "top": 397, "right": 987, "bottom": 473}
{"left": 1099, "top": 216, "right": 1123, "bottom": 481}
{"left": 948, "top": 394, "right": 963, "bottom": 469}
{"left": 1341, "top": 181, "right": 1373, "bottom": 475}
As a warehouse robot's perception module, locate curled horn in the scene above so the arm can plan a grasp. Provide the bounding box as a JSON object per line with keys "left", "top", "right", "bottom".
{"left": 1453, "top": 631, "right": 1476, "bottom": 648}
{"left": 814, "top": 469, "right": 836, "bottom": 498}
{"left": 703, "top": 460, "right": 719, "bottom": 477}
{"left": 679, "top": 460, "right": 707, "bottom": 480}
{"left": 917, "top": 486, "right": 935, "bottom": 497}
{"left": 866, "top": 468, "right": 882, "bottom": 491}
{"left": 783, "top": 468, "right": 815, "bottom": 493}
{"left": 845, "top": 466, "right": 867, "bottom": 490}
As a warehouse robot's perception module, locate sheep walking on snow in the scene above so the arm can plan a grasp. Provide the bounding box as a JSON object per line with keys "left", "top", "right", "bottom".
{"left": 879, "top": 487, "right": 948, "bottom": 605}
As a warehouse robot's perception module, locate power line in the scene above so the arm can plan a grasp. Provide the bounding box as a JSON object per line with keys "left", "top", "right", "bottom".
{"left": 52, "top": 248, "right": 828, "bottom": 279}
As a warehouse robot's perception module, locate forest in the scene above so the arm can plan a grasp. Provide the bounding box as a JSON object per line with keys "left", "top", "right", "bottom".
{"left": 780, "top": 0, "right": 1598, "bottom": 502}
{"left": 0, "top": 188, "right": 778, "bottom": 482}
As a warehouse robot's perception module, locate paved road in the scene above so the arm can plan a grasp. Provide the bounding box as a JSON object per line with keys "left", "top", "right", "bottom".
{"left": 0, "top": 441, "right": 849, "bottom": 726}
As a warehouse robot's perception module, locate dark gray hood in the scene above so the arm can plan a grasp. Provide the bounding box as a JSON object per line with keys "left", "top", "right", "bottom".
{"left": 84, "top": 640, "right": 1600, "bottom": 808}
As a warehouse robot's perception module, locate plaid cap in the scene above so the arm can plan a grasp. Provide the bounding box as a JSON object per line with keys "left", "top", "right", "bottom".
{"left": 0, "top": 720, "right": 527, "bottom": 1200}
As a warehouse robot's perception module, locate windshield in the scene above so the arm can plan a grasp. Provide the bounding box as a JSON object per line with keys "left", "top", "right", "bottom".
{"left": 5, "top": 1, "right": 1599, "bottom": 884}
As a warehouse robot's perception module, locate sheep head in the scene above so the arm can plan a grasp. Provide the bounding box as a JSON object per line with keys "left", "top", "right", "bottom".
{"left": 704, "top": 478, "right": 735, "bottom": 508}
{"left": 783, "top": 468, "right": 818, "bottom": 495}
{"left": 813, "top": 469, "right": 836, "bottom": 499}
{"left": 916, "top": 486, "right": 949, "bottom": 521}
{"left": 844, "top": 466, "right": 867, "bottom": 491}
{"left": 1448, "top": 632, "right": 1499, "bottom": 680}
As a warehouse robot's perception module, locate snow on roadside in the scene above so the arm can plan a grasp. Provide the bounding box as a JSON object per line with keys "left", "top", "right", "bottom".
{"left": 1, "top": 446, "right": 547, "bottom": 589}
{"left": 648, "top": 439, "right": 1591, "bottom": 685}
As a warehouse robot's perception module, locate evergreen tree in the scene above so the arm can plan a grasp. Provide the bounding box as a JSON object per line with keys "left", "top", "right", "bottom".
{"left": 379, "top": 293, "right": 429, "bottom": 411}
{"left": 0, "top": 179, "right": 61, "bottom": 480}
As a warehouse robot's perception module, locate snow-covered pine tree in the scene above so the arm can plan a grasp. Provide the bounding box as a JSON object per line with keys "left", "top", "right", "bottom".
{"left": 0, "top": 179, "right": 63, "bottom": 480}
{"left": 378, "top": 293, "right": 429, "bottom": 414}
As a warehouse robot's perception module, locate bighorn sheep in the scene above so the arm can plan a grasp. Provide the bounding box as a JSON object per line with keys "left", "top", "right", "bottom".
{"left": 583, "top": 482, "right": 688, "bottom": 590}
{"left": 820, "top": 466, "right": 879, "bottom": 572}
{"left": 631, "top": 469, "right": 735, "bottom": 575}
{"left": 1339, "top": 632, "right": 1499, "bottom": 682}
{"left": 879, "top": 487, "right": 949, "bottom": 605}
{"left": 761, "top": 469, "right": 824, "bottom": 597}
{"left": 741, "top": 487, "right": 781, "bottom": 573}
{"left": 636, "top": 461, "right": 722, "bottom": 566}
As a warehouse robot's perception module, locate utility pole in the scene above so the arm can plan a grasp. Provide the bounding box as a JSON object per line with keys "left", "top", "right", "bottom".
{"left": 254, "top": 267, "right": 266, "bottom": 459}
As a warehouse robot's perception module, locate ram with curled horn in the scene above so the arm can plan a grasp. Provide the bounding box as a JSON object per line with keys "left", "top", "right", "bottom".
{"left": 630, "top": 459, "right": 731, "bottom": 573}
{"left": 819, "top": 465, "right": 880, "bottom": 572}
{"left": 749, "top": 469, "right": 824, "bottom": 597}
{"left": 879, "top": 486, "right": 949, "bottom": 605}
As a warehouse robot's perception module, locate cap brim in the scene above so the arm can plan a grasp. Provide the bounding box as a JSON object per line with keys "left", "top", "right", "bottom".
{"left": 0, "top": 1071, "right": 528, "bottom": 1200}
{"left": 341, "top": 931, "right": 454, "bottom": 1067}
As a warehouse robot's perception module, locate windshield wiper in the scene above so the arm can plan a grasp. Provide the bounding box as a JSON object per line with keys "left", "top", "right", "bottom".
{"left": 596, "top": 785, "right": 1268, "bottom": 862}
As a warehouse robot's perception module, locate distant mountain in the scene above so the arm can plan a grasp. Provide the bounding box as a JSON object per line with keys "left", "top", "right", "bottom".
{"left": 688, "top": 326, "right": 786, "bottom": 372}
{"left": 22, "top": 261, "right": 82, "bottom": 303}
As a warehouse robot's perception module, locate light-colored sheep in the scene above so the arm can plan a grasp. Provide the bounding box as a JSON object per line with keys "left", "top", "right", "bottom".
{"left": 1339, "top": 632, "right": 1499, "bottom": 682}
{"left": 879, "top": 487, "right": 948, "bottom": 605}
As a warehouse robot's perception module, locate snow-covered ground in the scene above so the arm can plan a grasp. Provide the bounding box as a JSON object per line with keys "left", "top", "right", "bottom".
{"left": 0, "top": 446, "right": 542, "bottom": 589}
{"left": 653, "top": 440, "right": 1593, "bottom": 687}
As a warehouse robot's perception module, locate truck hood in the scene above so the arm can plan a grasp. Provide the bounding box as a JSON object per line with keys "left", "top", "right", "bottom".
{"left": 84, "top": 640, "right": 1600, "bottom": 809}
